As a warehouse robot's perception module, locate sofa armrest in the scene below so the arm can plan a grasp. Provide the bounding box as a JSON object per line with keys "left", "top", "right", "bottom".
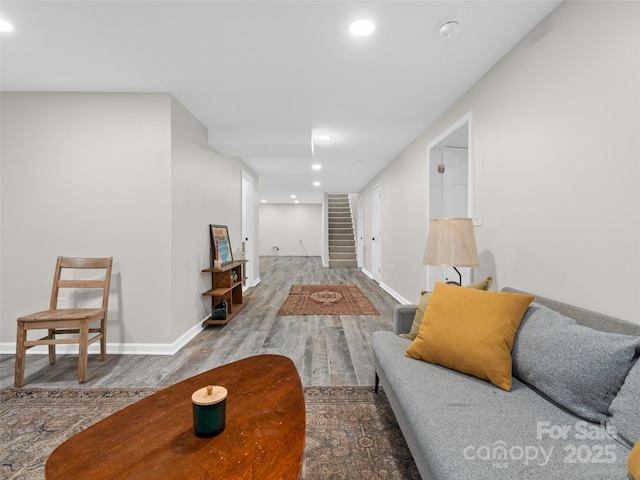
{"left": 394, "top": 304, "right": 418, "bottom": 335}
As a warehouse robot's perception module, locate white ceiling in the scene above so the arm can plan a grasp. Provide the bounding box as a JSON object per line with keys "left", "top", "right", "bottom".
{"left": 0, "top": 0, "right": 561, "bottom": 204}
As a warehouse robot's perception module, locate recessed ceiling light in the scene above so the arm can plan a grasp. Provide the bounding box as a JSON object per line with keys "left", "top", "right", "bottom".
{"left": 0, "top": 18, "right": 14, "bottom": 33}
{"left": 349, "top": 19, "right": 375, "bottom": 37}
{"left": 290, "top": 194, "right": 296, "bottom": 198}
{"left": 316, "top": 135, "right": 332, "bottom": 141}
{"left": 294, "top": 200, "right": 299, "bottom": 204}
{"left": 313, "top": 182, "right": 321, "bottom": 187}
{"left": 312, "top": 164, "right": 322, "bottom": 171}
{"left": 261, "top": 200, "right": 267, "bottom": 203}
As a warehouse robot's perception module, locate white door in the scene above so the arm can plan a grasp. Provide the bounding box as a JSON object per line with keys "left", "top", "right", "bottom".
{"left": 441, "top": 147, "right": 469, "bottom": 218}
{"left": 357, "top": 196, "right": 364, "bottom": 268}
{"left": 372, "top": 184, "right": 381, "bottom": 283}
{"left": 241, "top": 172, "right": 254, "bottom": 289}
{"left": 427, "top": 115, "right": 473, "bottom": 289}
{"left": 428, "top": 147, "right": 469, "bottom": 286}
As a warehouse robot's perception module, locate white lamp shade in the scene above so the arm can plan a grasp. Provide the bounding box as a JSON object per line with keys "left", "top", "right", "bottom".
{"left": 423, "top": 218, "right": 479, "bottom": 267}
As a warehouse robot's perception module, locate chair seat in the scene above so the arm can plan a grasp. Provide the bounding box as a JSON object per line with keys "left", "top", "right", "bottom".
{"left": 18, "top": 308, "right": 104, "bottom": 323}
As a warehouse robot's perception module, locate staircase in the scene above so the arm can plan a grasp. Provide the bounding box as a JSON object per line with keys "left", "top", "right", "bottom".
{"left": 328, "top": 194, "right": 357, "bottom": 267}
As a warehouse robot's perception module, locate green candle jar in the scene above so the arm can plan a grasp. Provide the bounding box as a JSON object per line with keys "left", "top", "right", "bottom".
{"left": 191, "top": 385, "right": 227, "bottom": 437}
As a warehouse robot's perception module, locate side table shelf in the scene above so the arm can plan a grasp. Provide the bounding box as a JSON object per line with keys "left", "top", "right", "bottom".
{"left": 202, "top": 260, "right": 248, "bottom": 326}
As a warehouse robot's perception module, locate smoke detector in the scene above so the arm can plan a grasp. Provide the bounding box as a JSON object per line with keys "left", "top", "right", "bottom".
{"left": 439, "top": 20, "right": 462, "bottom": 38}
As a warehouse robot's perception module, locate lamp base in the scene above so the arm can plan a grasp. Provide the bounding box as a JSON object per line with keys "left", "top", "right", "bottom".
{"left": 445, "top": 267, "right": 463, "bottom": 286}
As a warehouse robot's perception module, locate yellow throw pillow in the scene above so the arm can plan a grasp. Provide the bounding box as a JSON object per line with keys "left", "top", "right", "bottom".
{"left": 629, "top": 440, "right": 640, "bottom": 480}
{"left": 399, "top": 276, "right": 493, "bottom": 340}
{"left": 405, "top": 282, "right": 534, "bottom": 391}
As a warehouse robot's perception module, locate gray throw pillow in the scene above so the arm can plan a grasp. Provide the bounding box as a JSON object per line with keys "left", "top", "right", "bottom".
{"left": 512, "top": 303, "right": 640, "bottom": 423}
{"left": 609, "top": 359, "right": 640, "bottom": 447}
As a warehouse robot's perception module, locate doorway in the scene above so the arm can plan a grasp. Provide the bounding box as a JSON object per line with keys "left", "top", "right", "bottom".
{"left": 372, "top": 183, "right": 381, "bottom": 283}
{"left": 241, "top": 171, "right": 254, "bottom": 289}
{"left": 357, "top": 196, "right": 364, "bottom": 268}
{"left": 426, "top": 113, "right": 474, "bottom": 289}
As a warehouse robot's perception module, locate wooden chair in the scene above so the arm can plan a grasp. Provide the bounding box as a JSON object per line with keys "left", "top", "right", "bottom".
{"left": 14, "top": 256, "right": 113, "bottom": 387}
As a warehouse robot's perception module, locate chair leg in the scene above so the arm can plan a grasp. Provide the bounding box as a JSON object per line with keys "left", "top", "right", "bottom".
{"left": 100, "top": 319, "right": 107, "bottom": 362}
{"left": 78, "top": 322, "right": 89, "bottom": 383}
{"left": 100, "top": 336, "right": 106, "bottom": 361}
{"left": 14, "top": 322, "right": 26, "bottom": 388}
{"left": 48, "top": 328, "right": 56, "bottom": 365}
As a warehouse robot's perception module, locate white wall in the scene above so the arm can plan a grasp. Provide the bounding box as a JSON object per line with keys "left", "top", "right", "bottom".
{"left": 0, "top": 92, "right": 259, "bottom": 352}
{"left": 170, "top": 97, "right": 259, "bottom": 342}
{"left": 1, "top": 93, "right": 173, "bottom": 348}
{"left": 259, "top": 203, "right": 322, "bottom": 257}
{"left": 359, "top": 1, "right": 640, "bottom": 323}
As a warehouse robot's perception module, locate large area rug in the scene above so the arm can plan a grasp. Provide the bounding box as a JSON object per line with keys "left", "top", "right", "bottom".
{"left": 277, "top": 284, "right": 379, "bottom": 316}
{"left": 1, "top": 386, "right": 418, "bottom": 480}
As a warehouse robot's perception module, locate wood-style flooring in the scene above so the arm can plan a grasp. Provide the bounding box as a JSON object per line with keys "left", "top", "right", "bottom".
{"left": 0, "top": 256, "right": 399, "bottom": 389}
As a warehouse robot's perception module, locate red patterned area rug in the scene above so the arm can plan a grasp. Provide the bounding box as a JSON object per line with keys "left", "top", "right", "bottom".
{"left": 277, "top": 284, "right": 379, "bottom": 316}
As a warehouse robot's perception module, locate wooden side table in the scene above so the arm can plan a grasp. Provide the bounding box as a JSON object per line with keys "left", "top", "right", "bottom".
{"left": 202, "top": 260, "right": 248, "bottom": 326}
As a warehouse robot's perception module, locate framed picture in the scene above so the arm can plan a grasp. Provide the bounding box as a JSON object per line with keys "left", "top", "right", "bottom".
{"left": 210, "top": 224, "right": 234, "bottom": 267}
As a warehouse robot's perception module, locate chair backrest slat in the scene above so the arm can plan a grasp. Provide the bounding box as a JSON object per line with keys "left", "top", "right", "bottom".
{"left": 49, "top": 257, "right": 113, "bottom": 311}
{"left": 57, "top": 279, "right": 107, "bottom": 289}
{"left": 59, "top": 257, "right": 112, "bottom": 269}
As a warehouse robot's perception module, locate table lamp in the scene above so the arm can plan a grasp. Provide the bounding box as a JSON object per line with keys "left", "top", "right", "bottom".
{"left": 423, "top": 217, "right": 479, "bottom": 286}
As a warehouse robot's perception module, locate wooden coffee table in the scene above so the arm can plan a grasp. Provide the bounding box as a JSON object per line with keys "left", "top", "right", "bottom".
{"left": 45, "top": 355, "right": 305, "bottom": 479}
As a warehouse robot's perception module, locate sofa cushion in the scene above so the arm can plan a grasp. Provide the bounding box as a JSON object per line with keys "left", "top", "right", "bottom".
{"left": 512, "top": 303, "right": 640, "bottom": 423}
{"left": 399, "top": 276, "right": 492, "bottom": 340}
{"left": 610, "top": 358, "right": 640, "bottom": 447}
{"left": 405, "top": 283, "right": 533, "bottom": 391}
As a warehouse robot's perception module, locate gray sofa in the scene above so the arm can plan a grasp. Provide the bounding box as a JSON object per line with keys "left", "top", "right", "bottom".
{"left": 372, "top": 287, "right": 640, "bottom": 479}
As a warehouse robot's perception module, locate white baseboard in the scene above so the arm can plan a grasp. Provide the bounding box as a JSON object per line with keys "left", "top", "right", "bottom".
{"left": 379, "top": 281, "right": 412, "bottom": 305}
{"left": 1, "top": 317, "right": 206, "bottom": 356}
{"left": 360, "top": 267, "right": 411, "bottom": 305}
